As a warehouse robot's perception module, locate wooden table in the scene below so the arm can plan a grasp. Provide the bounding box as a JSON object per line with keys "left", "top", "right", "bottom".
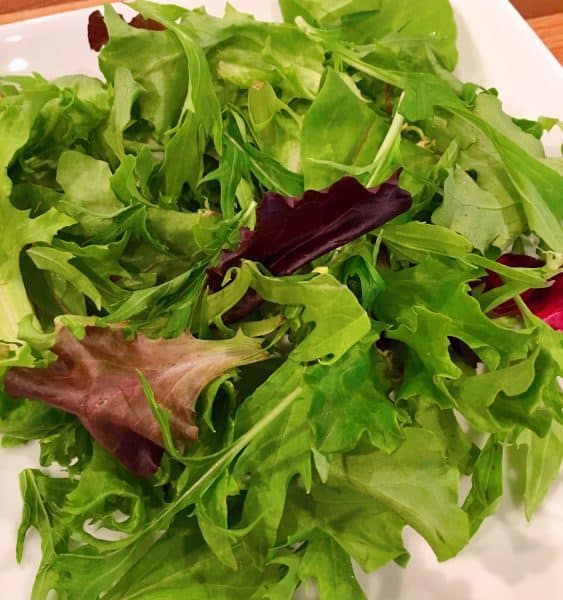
{"left": 0, "top": 0, "right": 562, "bottom": 64}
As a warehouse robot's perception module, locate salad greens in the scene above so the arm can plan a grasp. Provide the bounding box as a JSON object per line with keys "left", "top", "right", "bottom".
{"left": 0, "top": 0, "right": 562, "bottom": 598}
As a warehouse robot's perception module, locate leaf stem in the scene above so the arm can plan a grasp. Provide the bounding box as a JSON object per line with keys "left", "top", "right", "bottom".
{"left": 366, "top": 95, "right": 406, "bottom": 188}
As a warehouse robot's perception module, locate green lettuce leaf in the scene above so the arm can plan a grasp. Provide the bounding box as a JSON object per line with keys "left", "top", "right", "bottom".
{"left": 208, "top": 261, "right": 371, "bottom": 363}
{"left": 307, "top": 333, "right": 403, "bottom": 454}
{"left": 433, "top": 166, "right": 524, "bottom": 252}
{"left": 301, "top": 69, "right": 388, "bottom": 189}
{"left": 2, "top": 2, "right": 561, "bottom": 597}
{"left": 99, "top": 5, "right": 186, "bottom": 136}
{"left": 327, "top": 428, "right": 470, "bottom": 561}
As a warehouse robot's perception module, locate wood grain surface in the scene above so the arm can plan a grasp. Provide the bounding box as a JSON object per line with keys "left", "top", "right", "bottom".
{"left": 0, "top": 0, "right": 108, "bottom": 23}
{"left": 511, "top": 0, "right": 562, "bottom": 19}
{"left": 528, "top": 13, "right": 563, "bottom": 64}
{"left": 0, "top": 1, "right": 562, "bottom": 64}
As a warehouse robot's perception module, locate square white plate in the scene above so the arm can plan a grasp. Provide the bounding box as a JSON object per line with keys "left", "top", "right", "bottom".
{"left": 1, "top": 2, "right": 562, "bottom": 599}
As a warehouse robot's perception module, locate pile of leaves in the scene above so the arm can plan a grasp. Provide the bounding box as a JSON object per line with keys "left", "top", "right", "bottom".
{"left": 0, "top": 1, "right": 562, "bottom": 598}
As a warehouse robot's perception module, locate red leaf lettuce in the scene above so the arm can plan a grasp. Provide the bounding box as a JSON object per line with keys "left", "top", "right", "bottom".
{"left": 4, "top": 327, "right": 269, "bottom": 476}
{"left": 484, "top": 254, "right": 563, "bottom": 330}
{"left": 208, "top": 176, "right": 412, "bottom": 320}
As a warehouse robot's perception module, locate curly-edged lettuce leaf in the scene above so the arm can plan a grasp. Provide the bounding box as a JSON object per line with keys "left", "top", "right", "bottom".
{"left": 330, "top": 429, "right": 470, "bottom": 561}
{"left": 0, "top": 205, "right": 75, "bottom": 367}
{"left": 56, "top": 150, "right": 124, "bottom": 235}
{"left": 0, "top": 78, "right": 77, "bottom": 366}
{"left": 307, "top": 333, "right": 403, "bottom": 454}
{"left": 208, "top": 261, "right": 371, "bottom": 363}
{"left": 374, "top": 256, "right": 532, "bottom": 376}
{"left": 301, "top": 428, "right": 470, "bottom": 562}
{"left": 280, "top": 0, "right": 378, "bottom": 27}
{"left": 201, "top": 15, "right": 325, "bottom": 100}
{"left": 382, "top": 256, "right": 561, "bottom": 439}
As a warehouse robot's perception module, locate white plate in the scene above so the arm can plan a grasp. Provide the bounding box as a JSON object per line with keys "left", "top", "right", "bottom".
{"left": 1, "top": 2, "right": 562, "bottom": 599}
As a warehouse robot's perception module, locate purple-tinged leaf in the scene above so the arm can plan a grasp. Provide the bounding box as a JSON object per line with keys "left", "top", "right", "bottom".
{"left": 4, "top": 327, "right": 269, "bottom": 476}
{"left": 208, "top": 176, "right": 412, "bottom": 320}
{"left": 87, "top": 10, "right": 165, "bottom": 52}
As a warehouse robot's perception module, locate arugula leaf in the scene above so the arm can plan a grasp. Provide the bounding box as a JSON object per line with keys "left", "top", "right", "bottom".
{"left": 102, "top": 66, "right": 143, "bottom": 163}
{"left": 0, "top": 391, "right": 70, "bottom": 446}
{"left": 248, "top": 82, "right": 302, "bottom": 174}
{"left": 462, "top": 435, "right": 504, "bottom": 535}
{"left": 298, "top": 534, "right": 366, "bottom": 600}
{"left": 17, "top": 469, "right": 74, "bottom": 563}
{"left": 381, "top": 220, "right": 473, "bottom": 261}
{"left": 2, "top": 2, "right": 562, "bottom": 597}
{"left": 433, "top": 166, "right": 524, "bottom": 252}
{"left": 26, "top": 246, "right": 102, "bottom": 310}
{"left": 521, "top": 422, "right": 563, "bottom": 520}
